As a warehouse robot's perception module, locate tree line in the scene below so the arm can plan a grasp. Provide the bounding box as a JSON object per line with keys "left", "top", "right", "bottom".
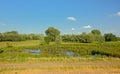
{"left": 0, "top": 27, "right": 120, "bottom": 43}
{"left": 0, "top": 31, "right": 43, "bottom": 41}
{"left": 45, "top": 27, "right": 120, "bottom": 44}
{"left": 62, "top": 30, "right": 119, "bottom": 43}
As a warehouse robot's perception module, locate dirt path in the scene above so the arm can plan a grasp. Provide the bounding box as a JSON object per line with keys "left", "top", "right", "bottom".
{"left": 0, "top": 61, "right": 120, "bottom": 74}
{"left": 0, "top": 61, "right": 120, "bottom": 68}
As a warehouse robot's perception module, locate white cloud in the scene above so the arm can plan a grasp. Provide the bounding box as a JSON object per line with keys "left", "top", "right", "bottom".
{"left": 71, "top": 28, "right": 75, "bottom": 30}
{"left": 67, "top": 17, "right": 76, "bottom": 21}
{"left": 83, "top": 25, "right": 91, "bottom": 29}
{"left": 111, "top": 12, "right": 120, "bottom": 17}
{"left": 116, "top": 12, "right": 120, "bottom": 16}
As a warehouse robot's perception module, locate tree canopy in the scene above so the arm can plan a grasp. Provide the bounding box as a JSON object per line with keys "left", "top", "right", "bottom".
{"left": 0, "top": 28, "right": 119, "bottom": 43}
{"left": 45, "top": 27, "right": 60, "bottom": 42}
{"left": 104, "top": 33, "right": 118, "bottom": 41}
{"left": 0, "top": 31, "right": 43, "bottom": 41}
{"left": 91, "top": 29, "right": 101, "bottom": 35}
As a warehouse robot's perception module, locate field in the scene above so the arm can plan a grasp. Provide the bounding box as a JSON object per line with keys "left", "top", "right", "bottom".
{"left": 0, "top": 40, "right": 120, "bottom": 74}
{"left": 0, "top": 58, "right": 120, "bottom": 74}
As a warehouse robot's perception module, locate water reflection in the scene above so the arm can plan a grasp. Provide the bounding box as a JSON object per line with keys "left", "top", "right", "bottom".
{"left": 66, "top": 51, "right": 80, "bottom": 57}
{"left": 77, "top": 54, "right": 80, "bottom": 57}
{"left": 23, "top": 49, "right": 41, "bottom": 54}
{"left": 66, "top": 51, "right": 74, "bottom": 57}
{"left": 23, "top": 49, "right": 80, "bottom": 57}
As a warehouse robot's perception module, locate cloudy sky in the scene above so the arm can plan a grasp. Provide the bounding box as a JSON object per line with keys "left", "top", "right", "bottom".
{"left": 0, "top": 0, "right": 120, "bottom": 36}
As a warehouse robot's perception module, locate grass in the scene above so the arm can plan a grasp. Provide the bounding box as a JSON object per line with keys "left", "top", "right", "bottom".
{"left": 0, "top": 40, "right": 120, "bottom": 74}
{"left": 0, "top": 40, "right": 120, "bottom": 60}
{"left": 0, "top": 58, "right": 120, "bottom": 74}
{"left": 0, "top": 40, "right": 40, "bottom": 48}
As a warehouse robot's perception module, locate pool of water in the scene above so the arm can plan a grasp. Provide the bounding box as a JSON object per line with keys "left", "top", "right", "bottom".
{"left": 66, "top": 51, "right": 80, "bottom": 57}
{"left": 66, "top": 51, "right": 74, "bottom": 57}
{"left": 23, "top": 49, "right": 41, "bottom": 54}
{"left": 23, "top": 49, "right": 80, "bottom": 57}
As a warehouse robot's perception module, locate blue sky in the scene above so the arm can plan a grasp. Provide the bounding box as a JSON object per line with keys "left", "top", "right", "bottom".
{"left": 0, "top": 0, "right": 120, "bottom": 36}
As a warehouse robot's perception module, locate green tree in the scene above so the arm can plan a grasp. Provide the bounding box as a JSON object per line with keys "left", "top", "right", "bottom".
{"left": 80, "top": 32, "right": 88, "bottom": 43}
{"left": 94, "top": 35, "right": 105, "bottom": 42}
{"left": 0, "top": 33, "right": 2, "bottom": 41}
{"left": 3, "top": 31, "right": 20, "bottom": 41}
{"left": 0, "top": 31, "right": 44, "bottom": 41}
{"left": 45, "top": 27, "right": 61, "bottom": 42}
{"left": 62, "top": 34, "right": 70, "bottom": 42}
{"left": 39, "top": 34, "right": 45, "bottom": 45}
{"left": 62, "top": 34, "right": 81, "bottom": 42}
{"left": 104, "top": 33, "right": 118, "bottom": 41}
{"left": 86, "top": 33, "right": 95, "bottom": 43}
{"left": 91, "top": 29, "right": 101, "bottom": 35}
{"left": 91, "top": 29, "right": 105, "bottom": 42}
{"left": 80, "top": 32, "right": 95, "bottom": 43}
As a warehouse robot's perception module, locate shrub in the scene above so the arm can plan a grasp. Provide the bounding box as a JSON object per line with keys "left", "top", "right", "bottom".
{"left": 0, "top": 49, "right": 3, "bottom": 53}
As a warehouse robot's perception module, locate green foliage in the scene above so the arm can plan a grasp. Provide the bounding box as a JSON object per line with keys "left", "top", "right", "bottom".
{"left": 0, "top": 33, "right": 3, "bottom": 41}
{"left": 104, "top": 33, "right": 118, "bottom": 41}
{"left": 39, "top": 34, "right": 45, "bottom": 45}
{"left": 0, "top": 41, "right": 120, "bottom": 59}
{"left": 94, "top": 35, "right": 105, "bottom": 43}
{"left": 91, "top": 29, "right": 105, "bottom": 42}
{"left": 0, "top": 49, "right": 3, "bottom": 53}
{"left": 91, "top": 50, "right": 111, "bottom": 57}
{"left": 91, "top": 29, "right": 101, "bottom": 35}
{"left": 80, "top": 32, "right": 95, "bottom": 43}
{"left": 44, "top": 36, "right": 50, "bottom": 44}
{"left": 62, "top": 31, "right": 105, "bottom": 43}
{"left": 26, "top": 33, "right": 42, "bottom": 40}
{"left": 2, "top": 31, "right": 19, "bottom": 41}
{"left": 91, "top": 49, "right": 120, "bottom": 58}
{"left": 45, "top": 27, "right": 61, "bottom": 42}
{"left": 55, "top": 35, "right": 62, "bottom": 44}
{"left": 62, "top": 34, "right": 77, "bottom": 42}
{"left": 0, "top": 31, "right": 43, "bottom": 42}
{"left": 0, "top": 28, "right": 118, "bottom": 44}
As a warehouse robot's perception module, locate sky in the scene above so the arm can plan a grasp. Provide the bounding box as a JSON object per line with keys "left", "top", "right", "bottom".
{"left": 0, "top": 0, "right": 120, "bottom": 36}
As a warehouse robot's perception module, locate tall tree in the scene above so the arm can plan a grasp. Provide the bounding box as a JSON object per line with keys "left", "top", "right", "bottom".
{"left": 91, "top": 29, "right": 101, "bottom": 35}
{"left": 3, "top": 31, "right": 19, "bottom": 41}
{"left": 91, "top": 29, "right": 105, "bottom": 42}
{"left": 45, "top": 27, "right": 61, "bottom": 42}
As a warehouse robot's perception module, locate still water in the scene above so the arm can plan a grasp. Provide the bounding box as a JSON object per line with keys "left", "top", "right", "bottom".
{"left": 23, "top": 49, "right": 80, "bottom": 57}
{"left": 23, "top": 49, "right": 41, "bottom": 54}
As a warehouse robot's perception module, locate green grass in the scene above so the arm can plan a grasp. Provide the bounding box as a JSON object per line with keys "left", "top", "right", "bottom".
{"left": 0, "top": 40, "right": 40, "bottom": 48}
{"left": 0, "top": 40, "right": 120, "bottom": 74}
{"left": 0, "top": 40, "right": 120, "bottom": 63}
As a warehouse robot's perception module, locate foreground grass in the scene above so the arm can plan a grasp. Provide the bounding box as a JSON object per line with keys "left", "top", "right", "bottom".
{"left": 0, "top": 58, "right": 120, "bottom": 74}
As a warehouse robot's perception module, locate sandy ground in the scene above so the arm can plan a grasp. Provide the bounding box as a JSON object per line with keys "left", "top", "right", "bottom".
{"left": 7, "top": 68, "right": 120, "bottom": 74}
{"left": 0, "top": 61, "right": 120, "bottom": 74}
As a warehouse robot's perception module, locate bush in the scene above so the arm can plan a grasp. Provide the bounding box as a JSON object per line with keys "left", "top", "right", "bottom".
{"left": 104, "top": 33, "right": 118, "bottom": 41}
{"left": 0, "top": 49, "right": 4, "bottom": 53}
